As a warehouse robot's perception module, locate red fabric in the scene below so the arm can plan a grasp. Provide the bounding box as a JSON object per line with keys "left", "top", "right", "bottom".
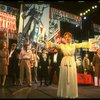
{"left": 77, "top": 73, "right": 94, "bottom": 85}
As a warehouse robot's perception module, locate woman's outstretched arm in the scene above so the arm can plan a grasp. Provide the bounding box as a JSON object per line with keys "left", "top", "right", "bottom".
{"left": 45, "top": 41, "right": 61, "bottom": 49}
{"left": 75, "top": 39, "right": 100, "bottom": 49}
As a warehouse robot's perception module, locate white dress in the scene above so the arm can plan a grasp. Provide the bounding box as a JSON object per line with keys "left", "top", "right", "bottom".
{"left": 47, "top": 42, "right": 92, "bottom": 98}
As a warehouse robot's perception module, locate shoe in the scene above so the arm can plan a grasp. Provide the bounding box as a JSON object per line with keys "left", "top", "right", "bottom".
{"left": 1, "top": 84, "right": 5, "bottom": 87}
{"left": 1, "top": 83, "right": 5, "bottom": 87}
{"left": 28, "top": 84, "right": 32, "bottom": 87}
{"left": 48, "top": 82, "right": 51, "bottom": 86}
{"left": 13, "top": 82, "right": 17, "bottom": 86}
{"left": 19, "top": 83, "right": 23, "bottom": 86}
{"left": 48, "top": 81, "right": 52, "bottom": 85}
{"left": 39, "top": 82, "right": 42, "bottom": 87}
{"left": 45, "top": 83, "right": 48, "bottom": 86}
{"left": 39, "top": 84, "right": 42, "bottom": 87}
{"left": 34, "top": 81, "right": 38, "bottom": 84}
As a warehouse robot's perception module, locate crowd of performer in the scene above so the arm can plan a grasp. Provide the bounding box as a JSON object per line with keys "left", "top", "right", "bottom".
{"left": 0, "top": 40, "right": 63, "bottom": 87}
{"left": 0, "top": 39, "right": 100, "bottom": 88}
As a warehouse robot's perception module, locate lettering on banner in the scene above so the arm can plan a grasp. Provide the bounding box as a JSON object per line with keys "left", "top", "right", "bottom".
{"left": 0, "top": 11, "right": 17, "bottom": 39}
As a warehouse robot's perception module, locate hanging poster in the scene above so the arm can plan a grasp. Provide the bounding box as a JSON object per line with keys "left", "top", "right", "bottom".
{"left": 18, "top": 4, "right": 49, "bottom": 49}
{"left": 0, "top": 11, "right": 17, "bottom": 39}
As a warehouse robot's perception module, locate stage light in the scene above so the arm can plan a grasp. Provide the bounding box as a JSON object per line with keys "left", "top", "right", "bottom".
{"left": 85, "top": 10, "right": 88, "bottom": 13}
{"left": 94, "top": 5, "right": 97, "bottom": 8}
{"left": 80, "top": 13, "right": 83, "bottom": 16}
{"left": 83, "top": 12, "right": 86, "bottom": 15}
{"left": 80, "top": 5, "right": 98, "bottom": 19}
{"left": 83, "top": 16, "right": 86, "bottom": 20}
{"left": 88, "top": 9, "right": 90, "bottom": 12}
{"left": 92, "top": 6, "right": 95, "bottom": 9}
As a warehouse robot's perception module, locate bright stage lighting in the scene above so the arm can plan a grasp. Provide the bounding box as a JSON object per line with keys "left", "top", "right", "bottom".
{"left": 92, "top": 6, "right": 95, "bottom": 9}
{"left": 83, "top": 12, "right": 86, "bottom": 15}
{"left": 80, "top": 13, "right": 83, "bottom": 16}
{"left": 83, "top": 16, "right": 86, "bottom": 20}
{"left": 94, "top": 5, "right": 97, "bottom": 8}
{"left": 85, "top": 10, "right": 88, "bottom": 13}
{"left": 88, "top": 9, "right": 90, "bottom": 12}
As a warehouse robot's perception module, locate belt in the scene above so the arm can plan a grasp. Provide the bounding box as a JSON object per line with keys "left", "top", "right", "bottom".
{"left": 0, "top": 58, "right": 6, "bottom": 60}
{"left": 22, "top": 59, "right": 30, "bottom": 60}
{"left": 64, "top": 65, "right": 71, "bottom": 67}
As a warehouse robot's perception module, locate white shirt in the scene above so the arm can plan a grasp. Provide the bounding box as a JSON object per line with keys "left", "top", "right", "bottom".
{"left": 9, "top": 49, "right": 14, "bottom": 58}
{"left": 19, "top": 49, "right": 32, "bottom": 60}
{"left": 53, "top": 53, "right": 58, "bottom": 63}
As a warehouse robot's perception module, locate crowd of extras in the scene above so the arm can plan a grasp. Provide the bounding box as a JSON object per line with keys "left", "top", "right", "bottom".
{"left": 0, "top": 40, "right": 99, "bottom": 87}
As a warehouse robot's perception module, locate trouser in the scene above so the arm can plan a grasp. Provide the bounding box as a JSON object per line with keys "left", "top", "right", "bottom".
{"left": 0, "top": 75, "right": 6, "bottom": 86}
{"left": 49, "top": 65, "right": 59, "bottom": 84}
{"left": 10, "top": 66, "right": 19, "bottom": 84}
{"left": 34, "top": 67, "right": 38, "bottom": 82}
{"left": 31, "top": 67, "right": 38, "bottom": 82}
{"left": 40, "top": 67, "right": 48, "bottom": 85}
{"left": 19, "top": 60, "right": 32, "bottom": 85}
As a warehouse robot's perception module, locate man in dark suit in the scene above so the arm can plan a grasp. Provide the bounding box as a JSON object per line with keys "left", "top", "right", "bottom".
{"left": 49, "top": 47, "right": 63, "bottom": 85}
{"left": 8, "top": 43, "right": 19, "bottom": 85}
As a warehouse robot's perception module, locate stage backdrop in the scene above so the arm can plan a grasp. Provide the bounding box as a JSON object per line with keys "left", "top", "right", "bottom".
{"left": 18, "top": 4, "right": 50, "bottom": 50}
{"left": 0, "top": 11, "right": 17, "bottom": 39}
{"left": 18, "top": 4, "right": 82, "bottom": 50}
{"left": 0, "top": 4, "right": 18, "bottom": 40}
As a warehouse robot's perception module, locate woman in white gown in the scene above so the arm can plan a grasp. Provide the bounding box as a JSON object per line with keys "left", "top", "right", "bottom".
{"left": 46, "top": 32, "right": 100, "bottom": 98}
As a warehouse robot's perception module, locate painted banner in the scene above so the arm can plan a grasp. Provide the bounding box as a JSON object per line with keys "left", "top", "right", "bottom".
{"left": 94, "top": 35, "right": 100, "bottom": 49}
{"left": 88, "top": 35, "right": 100, "bottom": 52}
{"left": 50, "top": 7, "right": 81, "bottom": 25}
{"left": 48, "top": 7, "right": 82, "bottom": 42}
{"left": 89, "top": 38, "right": 99, "bottom": 52}
{"left": 0, "top": 11, "right": 17, "bottom": 39}
{"left": 18, "top": 4, "right": 82, "bottom": 50}
{"left": 18, "top": 4, "right": 49, "bottom": 49}
{"left": 0, "top": 4, "right": 18, "bottom": 16}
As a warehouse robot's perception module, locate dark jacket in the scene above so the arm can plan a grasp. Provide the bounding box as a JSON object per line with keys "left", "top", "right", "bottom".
{"left": 9, "top": 49, "right": 19, "bottom": 66}
{"left": 50, "top": 52, "right": 63, "bottom": 67}
{"left": 39, "top": 53, "right": 49, "bottom": 67}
